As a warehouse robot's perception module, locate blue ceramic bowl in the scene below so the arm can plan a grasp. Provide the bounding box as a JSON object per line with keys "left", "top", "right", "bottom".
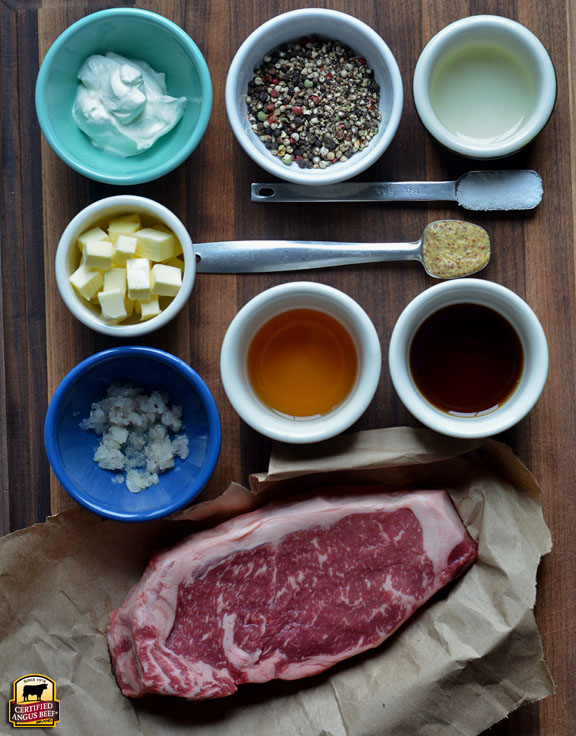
{"left": 35, "top": 8, "right": 212, "bottom": 185}
{"left": 45, "top": 347, "right": 221, "bottom": 521}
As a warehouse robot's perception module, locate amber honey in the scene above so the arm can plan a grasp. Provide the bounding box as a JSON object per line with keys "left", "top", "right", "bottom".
{"left": 409, "top": 303, "right": 523, "bottom": 416}
{"left": 247, "top": 308, "right": 358, "bottom": 417}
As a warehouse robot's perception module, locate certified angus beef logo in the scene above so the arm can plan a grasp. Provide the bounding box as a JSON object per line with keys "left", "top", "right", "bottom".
{"left": 8, "top": 675, "right": 60, "bottom": 728}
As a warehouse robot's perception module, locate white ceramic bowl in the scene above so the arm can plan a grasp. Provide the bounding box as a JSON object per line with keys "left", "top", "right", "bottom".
{"left": 413, "top": 15, "right": 556, "bottom": 158}
{"left": 55, "top": 195, "right": 195, "bottom": 337}
{"left": 388, "top": 279, "right": 548, "bottom": 438}
{"left": 225, "top": 8, "right": 403, "bottom": 185}
{"left": 220, "top": 282, "right": 382, "bottom": 443}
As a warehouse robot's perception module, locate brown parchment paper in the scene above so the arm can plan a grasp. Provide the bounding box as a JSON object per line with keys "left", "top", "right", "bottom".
{"left": 0, "top": 427, "right": 553, "bottom": 736}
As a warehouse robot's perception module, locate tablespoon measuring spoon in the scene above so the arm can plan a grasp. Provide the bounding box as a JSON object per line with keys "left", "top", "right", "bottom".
{"left": 195, "top": 220, "right": 490, "bottom": 279}
{"left": 251, "top": 170, "right": 542, "bottom": 211}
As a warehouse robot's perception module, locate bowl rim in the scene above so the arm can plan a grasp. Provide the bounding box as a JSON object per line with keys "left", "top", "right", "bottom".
{"left": 388, "top": 279, "right": 549, "bottom": 438}
{"left": 220, "top": 281, "right": 382, "bottom": 443}
{"left": 35, "top": 7, "right": 213, "bottom": 185}
{"left": 55, "top": 194, "right": 196, "bottom": 337}
{"left": 225, "top": 7, "right": 403, "bottom": 185}
{"left": 44, "top": 346, "right": 222, "bottom": 521}
{"left": 412, "top": 14, "right": 557, "bottom": 159}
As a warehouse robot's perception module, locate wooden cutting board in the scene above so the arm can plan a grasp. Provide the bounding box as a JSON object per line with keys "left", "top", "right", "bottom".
{"left": 2, "top": 1, "right": 575, "bottom": 734}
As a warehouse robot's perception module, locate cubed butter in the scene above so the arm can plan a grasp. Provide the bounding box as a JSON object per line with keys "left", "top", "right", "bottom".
{"left": 103, "top": 267, "right": 127, "bottom": 297}
{"left": 69, "top": 264, "right": 104, "bottom": 301}
{"left": 77, "top": 227, "right": 107, "bottom": 252}
{"left": 112, "top": 235, "right": 138, "bottom": 264}
{"left": 151, "top": 263, "right": 182, "bottom": 297}
{"left": 139, "top": 297, "right": 161, "bottom": 321}
{"left": 126, "top": 258, "right": 151, "bottom": 301}
{"left": 134, "top": 228, "right": 178, "bottom": 262}
{"left": 98, "top": 289, "right": 128, "bottom": 323}
{"left": 124, "top": 297, "right": 135, "bottom": 318}
{"left": 108, "top": 215, "right": 142, "bottom": 243}
{"left": 72, "top": 214, "right": 182, "bottom": 324}
{"left": 165, "top": 256, "right": 185, "bottom": 271}
{"left": 83, "top": 239, "right": 114, "bottom": 270}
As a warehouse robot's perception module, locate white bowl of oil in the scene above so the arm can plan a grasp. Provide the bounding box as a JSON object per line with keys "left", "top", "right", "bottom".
{"left": 412, "top": 15, "right": 556, "bottom": 158}
{"left": 220, "top": 282, "right": 381, "bottom": 443}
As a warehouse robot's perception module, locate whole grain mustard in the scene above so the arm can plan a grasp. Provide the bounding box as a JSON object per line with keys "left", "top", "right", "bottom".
{"left": 422, "top": 220, "right": 490, "bottom": 279}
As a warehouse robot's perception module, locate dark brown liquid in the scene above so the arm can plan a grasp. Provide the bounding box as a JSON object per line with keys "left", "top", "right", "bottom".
{"left": 409, "top": 303, "right": 524, "bottom": 416}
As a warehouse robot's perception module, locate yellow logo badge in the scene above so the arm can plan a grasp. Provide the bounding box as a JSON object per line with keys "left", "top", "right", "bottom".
{"left": 8, "top": 675, "right": 60, "bottom": 728}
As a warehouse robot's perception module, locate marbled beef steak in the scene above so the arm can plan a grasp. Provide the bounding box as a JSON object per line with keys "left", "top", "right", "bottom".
{"left": 108, "top": 490, "right": 477, "bottom": 699}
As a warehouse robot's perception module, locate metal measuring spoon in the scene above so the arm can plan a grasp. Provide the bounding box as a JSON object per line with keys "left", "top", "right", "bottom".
{"left": 194, "top": 220, "right": 490, "bottom": 279}
{"left": 251, "top": 170, "right": 542, "bottom": 211}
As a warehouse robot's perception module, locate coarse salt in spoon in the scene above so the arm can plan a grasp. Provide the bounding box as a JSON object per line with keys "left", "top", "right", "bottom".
{"left": 251, "top": 170, "right": 543, "bottom": 211}
{"left": 195, "top": 220, "right": 490, "bottom": 279}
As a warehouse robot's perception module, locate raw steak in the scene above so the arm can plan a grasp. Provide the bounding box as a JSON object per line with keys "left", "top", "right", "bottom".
{"left": 108, "top": 490, "right": 477, "bottom": 700}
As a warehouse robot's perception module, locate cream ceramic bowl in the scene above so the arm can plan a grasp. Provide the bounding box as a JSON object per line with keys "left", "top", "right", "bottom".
{"left": 220, "top": 282, "right": 382, "bottom": 443}
{"left": 55, "top": 195, "right": 195, "bottom": 337}
{"left": 225, "top": 8, "right": 403, "bottom": 185}
{"left": 413, "top": 15, "right": 556, "bottom": 158}
{"left": 388, "top": 279, "right": 548, "bottom": 438}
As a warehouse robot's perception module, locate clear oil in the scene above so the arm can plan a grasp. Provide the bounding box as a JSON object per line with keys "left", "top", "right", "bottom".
{"left": 430, "top": 44, "right": 536, "bottom": 143}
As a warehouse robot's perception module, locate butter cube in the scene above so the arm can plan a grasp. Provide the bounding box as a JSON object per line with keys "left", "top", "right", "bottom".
{"left": 134, "top": 228, "right": 178, "bottom": 262}
{"left": 77, "top": 227, "right": 107, "bottom": 252}
{"left": 108, "top": 215, "right": 141, "bottom": 243}
{"left": 165, "top": 256, "right": 185, "bottom": 272}
{"left": 151, "top": 264, "right": 182, "bottom": 297}
{"left": 103, "top": 267, "right": 127, "bottom": 297}
{"left": 124, "top": 297, "right": 135, "bottom": 318}
{"left": 83, "top": 239, "right": 114, "bottom": 270}
{"left": 112, "top": 235, "right": 138, "bottom": 264}
{"left": 126, "top": 258, "right": 151, "bottom": 301}
{"left": 139, "top": 297, "right": 161, "bottom": 321}
{"left": 69, "top": 264, "right": 104, "bottom": 301}
{"left": 98, "top": 289, "right": 128, "bottom": 323}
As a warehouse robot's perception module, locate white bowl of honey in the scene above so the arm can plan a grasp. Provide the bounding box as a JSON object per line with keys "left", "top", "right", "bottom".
{"left": 220, "top": 282, "right": 381, "bottom": 443}
{"left": 388, "top": 279, "right": 548, "bottom": 438}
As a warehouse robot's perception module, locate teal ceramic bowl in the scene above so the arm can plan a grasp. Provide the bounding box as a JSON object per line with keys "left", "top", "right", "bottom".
{"left": 35, "top": 8, "right": 212, "bottom": 185}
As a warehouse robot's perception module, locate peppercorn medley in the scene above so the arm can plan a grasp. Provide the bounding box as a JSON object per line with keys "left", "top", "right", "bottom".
{"left": 245, "top": 37, "right": 381, "bottom": 168}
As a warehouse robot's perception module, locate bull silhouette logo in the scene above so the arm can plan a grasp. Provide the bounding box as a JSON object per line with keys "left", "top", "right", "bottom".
{"left": 22, "top": 683, "right": 47, "bottom": 702}
{"left": 8, "top": 674, "right": 60, "bottom": 728}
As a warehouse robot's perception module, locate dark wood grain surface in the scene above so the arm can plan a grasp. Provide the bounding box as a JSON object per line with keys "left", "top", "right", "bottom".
{"left": 2, "top": 1, "right": 575, "bottom": 734}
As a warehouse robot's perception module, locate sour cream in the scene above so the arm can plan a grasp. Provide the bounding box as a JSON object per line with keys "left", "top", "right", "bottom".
{"left": 73, "top": 52, "right": 187, "bottom": 158}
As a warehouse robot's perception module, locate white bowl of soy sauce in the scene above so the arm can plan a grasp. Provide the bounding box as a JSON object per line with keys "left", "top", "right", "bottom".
{"left": 388, "top": 279, "right": 548, "bottom": 438}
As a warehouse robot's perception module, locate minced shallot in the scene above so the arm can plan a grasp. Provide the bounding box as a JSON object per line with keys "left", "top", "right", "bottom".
{"left": 80, "top": 382, "right": 189, "bottom": 493}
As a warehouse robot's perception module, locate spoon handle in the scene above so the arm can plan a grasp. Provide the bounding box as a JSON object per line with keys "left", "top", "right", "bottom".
{"left": 195, "top": 240, "right": 420, "bottom": 273}
{"left": 251, "top": 181, "right": 457, "bottom": 203}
